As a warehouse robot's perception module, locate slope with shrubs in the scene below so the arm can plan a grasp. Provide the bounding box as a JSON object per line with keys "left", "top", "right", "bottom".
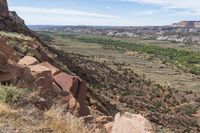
{"left": 0, "top": 85, "right": 101, "bottom": 133}
{"left": 39, "top": 33, "right": 200, "bottom": 132}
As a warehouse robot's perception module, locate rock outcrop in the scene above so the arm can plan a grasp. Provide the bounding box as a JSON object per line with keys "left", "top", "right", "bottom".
{"left": 16, "top": 55, "right": 90, "bottom": 116}
{"left": 54, "top": 72, "right": 90, "bottom": 116}
{"left": 0, "top": 0, "right": 38, "bottom": 39}
{"left": 0, "top": 0, "right": 9, "bottom": 17}
{"left": 172, "top": 21, "right": 200, "bottom": 28}
{"left": 18, "top": 56, "right": 40, "bottom": 67}
{"left": 111, "top": 112, "right": 154, "bottom": 133}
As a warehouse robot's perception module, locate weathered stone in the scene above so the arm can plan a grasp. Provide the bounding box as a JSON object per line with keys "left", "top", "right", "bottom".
{"left": 20, "top": 64, "right": 59, "bottom": 110}
{"left": 40, "top": 62, "right": 61, "bottom": 76}
{"left": 18, "top": 56, "right": 39, "bottom": 67}
{"left": 62, "top": 93, "right": 81, "bottom": 117}
{"left": 53, "top": 72, "right": 77, "bottom": 93}
{"left": 111, "top": 112, "right": 154, "bottom": 133}
{"left": 54, "top": 72, "right": 90, "bottom": 116}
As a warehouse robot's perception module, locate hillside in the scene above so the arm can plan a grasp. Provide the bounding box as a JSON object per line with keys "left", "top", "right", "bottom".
{"left": 0, "top": 1, "right": 200, "bottom": 133}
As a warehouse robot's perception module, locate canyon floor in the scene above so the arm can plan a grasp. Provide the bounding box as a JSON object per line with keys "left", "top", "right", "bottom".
{"left": 43, "top": 32, "right": 200, "bottom": 92}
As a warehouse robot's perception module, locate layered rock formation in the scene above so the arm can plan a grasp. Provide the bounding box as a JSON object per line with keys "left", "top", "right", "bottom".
{"left": 172, "top": 21, "right": 200, "bottom": 28}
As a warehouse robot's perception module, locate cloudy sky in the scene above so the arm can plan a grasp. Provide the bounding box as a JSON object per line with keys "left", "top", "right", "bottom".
{"left": 8, "top": 0, "right": 200, "bottom": 26}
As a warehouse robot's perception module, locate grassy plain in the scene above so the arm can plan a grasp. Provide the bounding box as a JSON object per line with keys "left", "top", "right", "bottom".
{"left": 41, "top": 31, "right": 200, "bottom": 92}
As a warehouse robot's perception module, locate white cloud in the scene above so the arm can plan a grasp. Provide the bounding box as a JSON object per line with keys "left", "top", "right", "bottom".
{"left": 10, "top": 6, "right": 119, "bottom": 19}
{"left": 117, "top": 0, "right": 200, "bottom": 16}
{"left": 119, "top": 0, "right": 199, "bottom": 10}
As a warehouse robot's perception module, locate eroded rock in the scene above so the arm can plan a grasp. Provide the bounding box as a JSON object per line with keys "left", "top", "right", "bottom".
{"left": 40, "top": 62, "right": 61, "bottom": 76}
{"left": 111, "top": 112, "right": 154, "bottom": 133}
{"left": 18, "top": 56, "right": 39, "bottom": 67}
{"left": 54, "top": 72, "right": 90, "bottom": 116}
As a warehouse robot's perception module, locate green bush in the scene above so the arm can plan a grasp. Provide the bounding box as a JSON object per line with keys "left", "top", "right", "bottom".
{"left": 175, "top": 104, "right": 198, "bottom": 116}
{"left": 0, "top": 85, "right": 28, "bottom": 105}
{"left": 66, "top": 35, "right": 200, "bottom": 75}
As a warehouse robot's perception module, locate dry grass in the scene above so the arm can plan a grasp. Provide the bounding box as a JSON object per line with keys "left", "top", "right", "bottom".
{"left": 43, "top": 106, "right": 101, "bottom": 133}
{"left": 0, "top": 31, "right": 33, "bottom": 41}
{"left": 0, "top": 103, "right": 18, "bottom": 118}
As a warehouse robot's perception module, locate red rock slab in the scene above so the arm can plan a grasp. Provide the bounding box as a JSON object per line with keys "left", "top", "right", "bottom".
{"left": 54, "top": 72, "right": 90, "bottom": 116}
{"left": 40, "top": 62, "right": 61, "bottom": 76}
{"left": 62, "top": 94, "right": 81, "bottom": 116}
{"left": 53, "top": 72, "right": 78, "bottom": 93}
{"left": 77, "top": 80, "right": 90, "bottom": 116}
{"left": 18, "top": 56, "right": 39, "bottom": 67}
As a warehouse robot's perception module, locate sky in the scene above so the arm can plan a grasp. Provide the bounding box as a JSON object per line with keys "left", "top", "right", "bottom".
{"left": 7, "top": 0, "right": 200, "bottom": 26}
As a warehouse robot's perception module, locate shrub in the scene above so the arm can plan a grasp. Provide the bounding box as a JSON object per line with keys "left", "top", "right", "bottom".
{"left": 0, "top": 85, "right": 28, "bottom": 105}
{"left": 66, "top": 35, "right": 200, "bottom": 75}
{"left": 175, "top": 104, "right": 198, "bottom": 116}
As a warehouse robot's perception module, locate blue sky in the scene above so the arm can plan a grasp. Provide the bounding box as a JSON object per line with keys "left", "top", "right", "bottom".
{"left": 7, "top": 0, "right": 200, "bottom": 26}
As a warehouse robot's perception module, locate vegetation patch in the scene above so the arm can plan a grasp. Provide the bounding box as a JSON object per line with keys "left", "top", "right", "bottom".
{"left": 62, "top": 34, "right": 200, "bottom": 75}
{"left": 0, "top": 85, "right": 28, "bottom": 106}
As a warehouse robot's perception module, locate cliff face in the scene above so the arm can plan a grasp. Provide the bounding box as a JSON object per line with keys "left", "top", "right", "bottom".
{"left": 0, "top": 8, "right": 39, "bottom": 40}
{"left": 172, "top": 21, "right": 200, "bottom": 28}
{"left": 0, "top": 0, "right": 9, "bottom": 17}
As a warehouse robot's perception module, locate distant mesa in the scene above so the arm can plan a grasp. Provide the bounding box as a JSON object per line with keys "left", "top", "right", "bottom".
{"left": 172, "top": 21, "right": 200, "bottom": 28}
{"left": 0, "top": 0, "right": 9, "bottom": 17}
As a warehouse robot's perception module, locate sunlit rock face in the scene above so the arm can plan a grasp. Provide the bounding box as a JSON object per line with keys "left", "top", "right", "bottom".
{"left": 0, "top": 0, "right": 9, "bottom": 17}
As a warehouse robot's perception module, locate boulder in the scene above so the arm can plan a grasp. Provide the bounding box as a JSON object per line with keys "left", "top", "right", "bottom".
{"left": 54, "top": 72, "right": 90, "bottom": 116}
{"left": 18, "top": 56, "right": 39, "bottom": 67}
{"left": 40, "top": 62, "right": 61, "bottom": 76}
{"left": 22, "top": 64, "right": 60, "bottom": 96}
{"left": 53, "top": 72, "right": 77, "bottom": 92}
{"left": 62, "top": 93, "right": 81, "bottom": 116}
{"left": 20, "top": 64, "right": 62, "bottom": 110}
{"left": 111, "top": 112, "right": 154, "bottom": 133}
